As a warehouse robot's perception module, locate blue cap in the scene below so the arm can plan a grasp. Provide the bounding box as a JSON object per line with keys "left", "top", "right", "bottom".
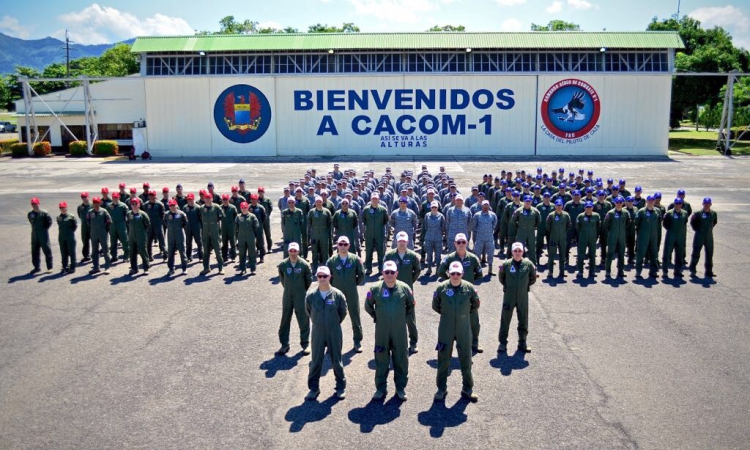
{"left": 612, "top": 185, "right": 620, "bottom": 190}
{"left": 522, "top": 182, "right": 530, "bottom": 188}
{"left": 512, "top": 191, "right": 520, "bottom": 197}
{"left": 597, "top": 190, "right": 606, "bottom": 196}
{"left": 646, "top": 195, "right": 655, "bottom": 201}
{"left": 584, "top": 178, "right": 592, "bottom": 183}
{"left": 586, "top": 187, "right": 594, "bottom": 193}
{"left": 501, "top": 180, "right": 508, "bottom": 185}
{"left": 579, "top": 168, "right": 585, "bottom": 174}
{"left": 588, "top": 170, "right": 594, "bottom": 175}
{"left": 595, "top": 177, "right": 602, "bottom": 183}
{"left": 543, "top": 192, "right": 551, "bottom": 197}
{"left": 533, "top": 184, "right": 541, "bottom": 190}
{"left": 559, "top": 183, "right": 567, "bottom": 188}
{"left": 677, "top": 189, "right": 686, "bottom": 196}
{"left": 515, "top": 178, "right": 522, "bottom": 183}
{"left": 537, "top": 167, "right": 543, "bottom": 172}
{"left": 635, "top": 185, "right": 643, "bottom": 192}
{"left": 674, "top": 198, "right": 684, "bottom": 204}
{"left": 596, "top": 181, "right": 603, "bottom": 187}
{"left": 207, "top": 181, "right": 214, "bottom": 187}
{"left": 625, "top": 196, "right": 634, "bottom": 202}
{"left": 494, "top": 176, "right": 501, "bottom": 181}
{"left": 703, "top": 197, "right": 712, "bottom": 204}
{"left": 504, "top": 187, "right": 512, "bottom": 192}
{"left": 176, "top": 183, "right": 183, "bottom": 189}
{"left": 554, "top": 199, "right": 563, "bottom": 206}
{"left": 559, "top": 168, "right": 565, "bottom": 173}
{"left": 535, "top": 175, "right": 542, "bottom": 180}
{"left": 399, "top": 196, "right": 408, "bottom": 202}
{"left": 584, "top": 201, "right": 594, "bottom": 208}
{"left": 478, "top": 192, "right": 486, "bottom": 197}
{"left": 607, "top": 178, "right": 614, "bottom": 183}
{"left": 523, "top": 195, "right": 532, "bottom": 202}
{"left": 619, "top": 179, "right": 626, "bottom": 185}
{"left": 654, "top": 192, "right": 662, "bottom": 199}
{"left": 572, "top": 190, "right": 581, "bottom": 196}
{"left": 239, "top": 178, "right": 245, "bottom": 184}
{"left": 614, "top": 196, "right": 624, "bottom": 204}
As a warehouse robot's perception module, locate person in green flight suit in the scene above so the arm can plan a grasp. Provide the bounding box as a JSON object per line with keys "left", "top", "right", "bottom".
{"left": 576, "top": 201, "right": 600, "bottom": 278}
{"left": 220, "top": 194, "right": 238, "bottom": 262}
{"left": 432, "top": 261, "right": 481, "bottom": 403}
{"left": 634, "top": 195, "right": 661, "bottom": 279}
{"left": 199, "top": 193, "right": 225, "bottom": 275}
{"left": 127, "top": 198, "right": 151, "bottom": 275}
{"left": 332, "top": 199, "right": 360, "bottom": 255}
{"left": 77, "top": 192, "right": 92, "bottom": 263}
{"left": 145, "top": 190, "right": 166, "bottom": 261}
{"left": 308, "top": 196, "right": 333, "bottom": 271}
{"left": 182, "top": 193, "right": 202, "bottom": 262}
{"left": 535, "top": 193, "right": 554, "bottom": 264}
{"left": 164, "top": 199, "right": 188, "bottom": 276}
{"left": 498, "top": 242, "right": 537, "bottom": 353}
{"left": 236, "top": 201, "right": 261, "bottom": 276}
{"left": 689, "top": 197, "right": 718, "bottom": 278}
{"left": 437, "top": 233, "right": 483, "bottom": 353}
{"left": 384, "top": 231, "right": 421, "bottom": 353}
{"left": 87, "top": 197, "right": 112, "bottom": 275}
{"left": 594, "top": 190, "right": 613, "bottom": 268}
{"left": 305, "top": 265, "right": 348, "bottom": 401}
{"left": 546, "top": 199, "right": 571, "bottom": 278}
{"left": 662, "top": 197, "right": 689, "bottom": 278}
{"left": 56, "top": 201, "right": 77, "bottom": 274}
{"left": 281, "top": 198, "right": 306, "bottom": 258}
{"left": 277, "top": 242, "right": 312, "bottom": 355}
{"left": 510, "top": 195, "right": 541, "bottom": 265}
{"left": 502, "top": 191, "right": 522, "bottom": 257}
{"left": 624, "top": 196, "right": 638, "bottom": 265}
{"left": 363, "top": 193, "right": 389, "bottom": 273}
{"left": 27, "top": 197, "right": 53, "bottom": 274}
{"left": 258, "top": 187, "right": 274, "bottom": 250}
{"left": 107, "top": 192, "right": 130, "bottom": 263}
{"left": 326, "top": 236, "right": 366, "bottom": 353}
{"left": 603, "top": 196, "right": 631, "bottom": 278}
{"left": 365, "top": 260, "right": 414, "bottom": 401}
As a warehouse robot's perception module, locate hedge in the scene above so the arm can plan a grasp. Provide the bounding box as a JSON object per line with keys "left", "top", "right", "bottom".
{"left": 33, "top": 141, "right": 51, "bottom": 157}
{"left": 0, "top": 138, "right": 19, "bottom": 154}
{"left": 10, "top": 142, "right": 28, "bottom": 157}
{"left": 69, "top": 140, "right": 88, "bottom": 156}
{"left": 93, "top": 140, "right": 119, "bottom": 156}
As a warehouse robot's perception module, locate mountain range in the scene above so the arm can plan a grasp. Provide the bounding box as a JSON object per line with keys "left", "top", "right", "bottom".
{"left": 0, "top": 32, "right": 135, "bottom": 75}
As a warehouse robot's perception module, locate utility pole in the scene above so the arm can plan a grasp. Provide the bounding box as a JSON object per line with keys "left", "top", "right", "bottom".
{"left": 676, "top": 0, "right": 681, "bottom": 18}
{"left": 63, "top": 30, "right": 73, "bottom": 87}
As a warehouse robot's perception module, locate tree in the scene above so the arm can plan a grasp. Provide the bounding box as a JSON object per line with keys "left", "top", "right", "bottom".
{"left": 308, "top": 23, "right": 360, "bottom": 33}
{"left": 427, "top": 25, "right": 466, "bottom": 32}
{"left": 531, "top": 20, "right": 581, "bottom": 31}
{"left": 196, "top": 16, "right": 258, "bottom": 35}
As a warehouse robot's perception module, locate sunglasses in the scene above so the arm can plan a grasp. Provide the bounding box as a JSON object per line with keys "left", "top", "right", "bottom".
{"left": 383, "top": 270, "right": 396, "bottom": 275}
{"left": 288, "top": 249, "right": 299, "bottom": 253}
{"left": 512, "top": 249, "right": 524, "bottom": 253}
{"left": 449, "top": 272, "right": 462, "bottom": 276}
{"left": 456, "top": 241, "right": 467, "bottom": 245}
{"left": 337, "top": 243, "right": 349, "bottom": 247}
{"left": 316, "top": 274, "right": 329, "bottom": 279}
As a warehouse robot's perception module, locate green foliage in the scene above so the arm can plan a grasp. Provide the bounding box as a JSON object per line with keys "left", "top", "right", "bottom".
{"left": 68, "top": 140, "right": 88, "bottom": 156}
{"left": 0, "top": 137, "right": 18, "bottom": 153}
{"left": 531, "top": 20, "right": 581, "bottom": 31}
{"left": 32, "top": 141, "right": 51, "bottom": 156}
{"left": 308, "top": 23, "right": 360, "bottom": 33}
{"left": 93, "top": 140, "right": 118, "bottom": 156}
{"left": 10, "top": 142, "right": 28, "bottom": 157}
{"left": 697, "top": 104, "right": 722, "bottom": 130}
{"left": 427, "top": 25, "right": 466, "bottom": 32}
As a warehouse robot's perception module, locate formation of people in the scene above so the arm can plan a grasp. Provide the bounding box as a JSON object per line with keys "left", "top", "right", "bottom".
{"left": 26, "top": 164, "right": 719, "bottom": 402}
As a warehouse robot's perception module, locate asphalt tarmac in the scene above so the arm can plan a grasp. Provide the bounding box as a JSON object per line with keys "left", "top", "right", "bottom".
{"left": 0, "top": 155, "right": 748, "bottom": 450}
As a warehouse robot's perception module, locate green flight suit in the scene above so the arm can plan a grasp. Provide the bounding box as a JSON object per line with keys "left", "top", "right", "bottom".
{"left": 662, "top": 208, "right": 688, "bottom": 274}
{"left": 164, "top": 209, "right": 188, "bottom": 271}
{"left": 281, "top": 208, "right": 306, "bottom": 258}
{"left": 363, "top": 203, "right": 389, "bottom": 271}
{"left": 635, "top": 208, "right": 661, "bottom": 276}
{"left": 236, "top": 212, "right": 260, "bottom": 272}
{"left": 594, "top": 201, "right": 613, "bottom": 265}
{"left": 576, "top": 212, "right": 601, "bottom": 274}
{"left": 564, "top": 200, "right": 585, "bottom": 260}
{"left": 326, "top": 253, "right": 366, "bottom": 345}
{"left": 173, "top": 194, "right": 187, "bottom": 210}
{"left": 308, "top": 208, "right": 332, "bottom": 268}
{"left": 437, "top": 251, "right": 482, "bottom": 348}
{"left": 259, "top": 195, "right": 274, "bottom": 249}
{"left": 88, "top": 207, "right": 112, "bottom": 271}
{"left": 432, "top": 280, "right": 480, "bottom": 392}
{"left": 510, "top": 206, "right": 541, "bottom": 265}
{"left": 536, "top": 203, "right": 554, "bottom": 261}
{"left": 365, "top": 280, "right": 414, "bottom": 392}
{"left": 625, "top": 205, "right": 637, "bottom": 263}
{"left": 221, "top": 204, "right": 238, "bottom": 261}
{"left": 107, "top": 201, "right": 129, "bottom": 261}
{"left": 498, "top": 258, "right": 537, "bottom": 349}
{"left": 546, "top": 210, "right": 572, "bottom": 274}
{"left": 306, "top": 287, "right": 348, "bottom": 392}
{"left": 332, "top": 209, "right": 359, "bottom": 254}
{"left": 384, "top": 248, "right": 421, "bottom": 347}
{"left": 278, "top": 257, "right": 312, "bottom": 347}
{"left": 200, "top": 204, "right": 224, "bottom": 271}
{"left": 28, "top": 208, "right": 53, "bottom": 271}
{"left": 77, "top": 202, "right": 92, "bottom": 260}
{"left": 127, "top": 209, "right": 150, "bottom": 272}
{"left": 689, "top": 209, "right": 717, "bottom": 274}
{"left": 144, "top": 201, "right": 165, "bottom": 258}
{"left": 57, "top": 212, "right": 77, "bottom": 271}
{"left": 294, "top": 197, "right": 311, "bottom": 256}
{"left": 502, "top": 201, "right": 521, "bottom": 254}
{"left": 603, "top": 208, "right": 631, "bottom": 274}
{"left": 495, "top": 196, "right": 512, "bottom": 249}
{"left": 229, "top": 194, "right": 246, "bottom": 212}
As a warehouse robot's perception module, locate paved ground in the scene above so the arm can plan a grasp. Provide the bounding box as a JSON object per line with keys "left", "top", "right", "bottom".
{"left": 0, "top": 155, "right": 748, "bottom": 450}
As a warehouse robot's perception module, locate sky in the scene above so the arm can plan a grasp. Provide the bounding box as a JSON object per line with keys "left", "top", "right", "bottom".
{"left": 1, "top": 0, "right": 748, "bottom": 50}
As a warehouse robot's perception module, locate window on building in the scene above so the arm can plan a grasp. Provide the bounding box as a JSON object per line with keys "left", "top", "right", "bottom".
{"left": 97, "top": 123, "right": 133, "bottom": 140}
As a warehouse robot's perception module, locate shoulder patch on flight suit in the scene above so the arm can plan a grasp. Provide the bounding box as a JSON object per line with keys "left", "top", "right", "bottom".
{"left": 383, "top": 288, "right": 390, "bottom": 298}
{"left": 446, "top": 288, "right": 454, "bottom": 297}
{"left": 510, "top": 265, "right": 516, "bottom": 273}
{"left": 286, "top": 267, "right": 292, "bottom": 274}
{"left": 366, "top": 291, "right": 372, "bottom": 300}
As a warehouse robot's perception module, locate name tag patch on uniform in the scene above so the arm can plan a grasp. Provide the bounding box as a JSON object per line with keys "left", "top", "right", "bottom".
{"left": 674, "top": 213, "right": 679, "bottom": 219}
{"left": 326, "top": 298, "right": 335, "bottom": 305}
{"left": 584, "top": 217, "right": 589, "bottom": 222}
{"left": 463, "top": 261, "right": 470, "bottom": 267}
{"left": 446, "top": 288, "right": 454, "bottom": 297}
{"left": 294, "top": 268, "right": 302, "bottom": 273}
{"left": 336, "top": 265, "right": 342, "bottom": 270}
{"left": 555, "top": 216, "right": 560, "bottom": 221}
{"left": 646, "top": 211, "right": 651, "bottom": 217}
{"left": 702, "top": 213, "right": 707, "bottom": 218}
{"left": 615, "top": 213, "right": 620, "bottom": 219}
{"left": 403, "top": 259, "right": 410, "bottom": 264}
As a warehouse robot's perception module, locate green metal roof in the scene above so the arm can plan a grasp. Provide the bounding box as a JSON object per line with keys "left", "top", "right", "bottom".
{"left": 132, "top": 32, "right": 684, "bottom": 53}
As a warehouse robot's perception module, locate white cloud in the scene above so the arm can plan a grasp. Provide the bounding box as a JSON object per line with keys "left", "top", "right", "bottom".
{"left": 567, "top": 0, "right": 595, "bottom": 10}
{"left": 0, "top": 15, "right": 31, "bottom": 39}
{"left": 689, "top": 5, "right": 749, "bottom": 50}
{"left": 546, "top": 1, "right": 563, "bottom": 13}
{"left": 55, "top": 4, "right": 194, "bottom": 44}
{"left": 345, "top": 0, "right": 438, "bottom": 24}
{"left": 257, "top": 21, "right": 284, "bottom": 30}
{"left": 493, "top": 0, "right": 526, "bottom": 5}
{"left": 499, "top": 18, "right": 524, "bottom": 32}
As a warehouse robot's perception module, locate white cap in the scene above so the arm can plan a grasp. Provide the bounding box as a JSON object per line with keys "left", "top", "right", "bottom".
{"left": 336, "top": 236, "right": 350, "bottom": 245}
{"left": 454, "top": 233, "right": 468, "bottom": 242}
{"left": 427, "top": 189, "right": 435, "bottom": 194}
{"left": 396, "top": 231, "right": 409, "bottom": 242}
{"left": 287, "top": 197, "right": 295, "bottom": 203}
{"left": 288, "top": 242, "right": 300, "bottom": 251}
{"left": 481, "top": 200, "right": 490, "bottom": 206}
{"left": 383, "top": 260, "right": 398, "bottom": 272}
{"left": 314, "top": 196, "right": 323, "bottom": 203}
{"left": 371, "top": 193, "right": 380, "bottom": 199}
{"left": 341, "top": 198, "right": 349, "bottom": 204}
{"left": 448, "top": 261, "right": 464, "bottom": 274}
{"left": 316, "top": 266, "right": 331, "bottom": 276}
{"left": 512, "top": 242, "right": 525, "bottom": 252}
{"left": 455, "top": 194, "right": 464, "bottom": 201}
{"left": 431, "top": 201, "right": 440, "bottom": 208}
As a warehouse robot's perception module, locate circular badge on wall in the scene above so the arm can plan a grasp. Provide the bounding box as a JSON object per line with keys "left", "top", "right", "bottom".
{"left": 541, "top": 79, "right": 601, "bottom": 140}
{"left": 214, "top": 84, "right": 272, "bottom": 144}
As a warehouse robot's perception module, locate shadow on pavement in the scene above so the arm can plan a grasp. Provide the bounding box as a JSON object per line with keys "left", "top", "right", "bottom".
{"left": 689, "top": 274, "right": 717, "bottom": 288}
{"left": 7, "top": 272, "right": 38, "bottom": 284}
{"left": 426, "top": 357, "right": 461, "bottom": 370}
{"left": 632, "top": 276, "right": 659, "bottom": 288}
{"left": 417, "top": 397, "right": 471, "bottom": 438}
{"left": 348, "top": 396, "right": 403, "bottom": 432}
{"left": 601, "top": 276, "right": 628, "bottom": 287}
{"left": 38, "top": 271, "right": 68, "bottom": 283}
{"left": 321, "top": 348, "right": 358, "bottom": 376}
{"left": 284, "top": 394, "right": 341, "bottom": 432}
{"left": 489, "top": 350, "right": 529, "bottom": 376}
{"left": 259, "top": 351, "right": 305, "bottom": 378}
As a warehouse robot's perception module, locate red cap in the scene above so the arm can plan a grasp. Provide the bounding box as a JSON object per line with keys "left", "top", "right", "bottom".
{"left": 59, "top": 201, "right": 67, "bottom": 208}
{"left": 240, "top": 202, "right": 249, "bottom": 209}
{"left": 130, "top": 187, "right": 137, "bottom": 194}
{"left": 131, "top": 198, "right": 141, "bottom": 206}
{"left": 168, "top": 199, "right": 177, "bottom": 206}
{"left": 203, "top": 192, "right": 212, "bottom": 199}
{"left": 101, "top": 187, "right": 109, "bottom": 194}
{"left": 30, "top": 197, "right": 40, "bottom": 205}
{"left": 231, "top": 185, "right": 239, "bottom": 192}
{"left": 258, "top": 187, "right": 265, "bottom": 193}
{"left": 199, "top": 189, "right": 207, "bottom": 196}
{"left": 221, "top": 194, "right": 230, "bottom": 201}
{"left": 112, "top": 192, "right": 120, "bottom": 199}
{"left": 149, "top": 190, "right": 156, "bottom": 196}
{"left": 81, "top": 192, "right": 89, "bottom": 198}
{"left": 119, "top": 183, "right": 126, "bottom": 189}
{"left": 143, "top": 182, "right": 150, "bottom": 188}
{"left": 92, "top": 197, "right": 101, "bottom": 204}
{"left": 186, "top": 193, "right": 195, "bottom": 200}
{"left": 162, "top": 187, "right": 169, "bottom": 193}
{"left": 250, "top": 194, "right": 259, "bottom": 200}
